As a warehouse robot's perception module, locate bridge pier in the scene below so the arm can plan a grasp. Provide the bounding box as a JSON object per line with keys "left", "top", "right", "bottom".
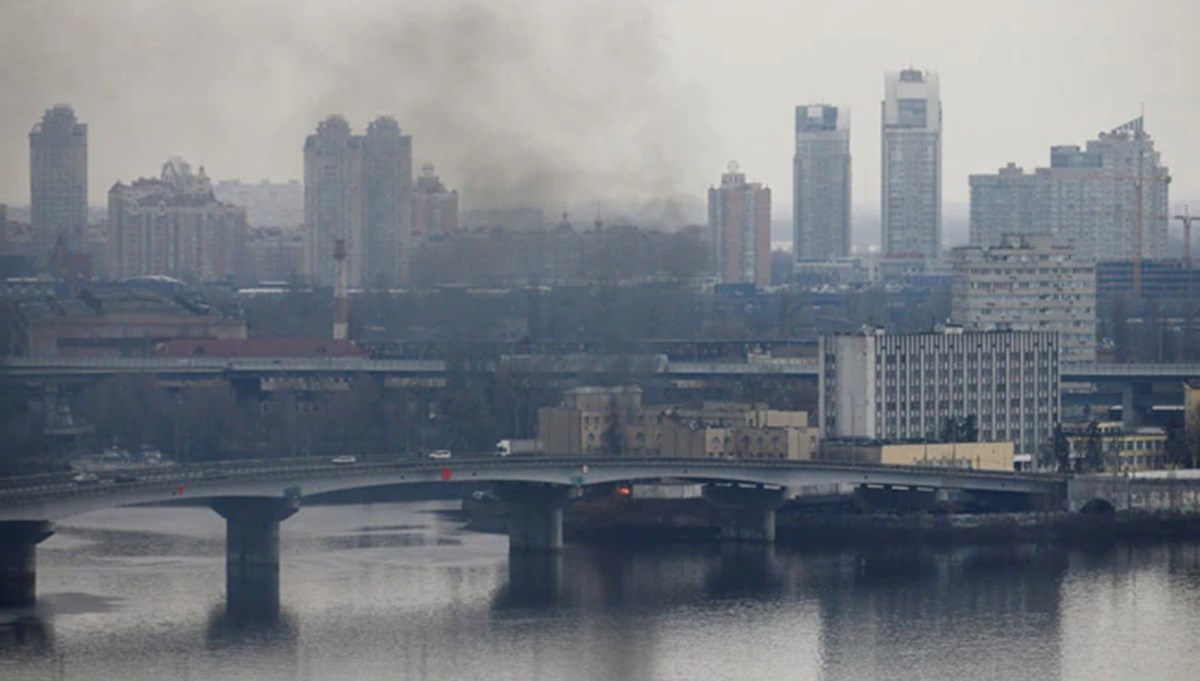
{"left": 703, "top": 485, "right": 787, "bottom": 543}
{"left": 495, "top": 483, "right": 576, "bottom": 553}
{"left": 0, "top": 521, "right": 54, "bottom": 609}
{"left": 210, "top": 497, "right": 298, "bottom": 621}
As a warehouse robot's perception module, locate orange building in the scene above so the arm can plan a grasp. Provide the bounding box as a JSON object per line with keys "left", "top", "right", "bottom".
{"left": 708, "top": 162, "right": 771, "bottom": 288}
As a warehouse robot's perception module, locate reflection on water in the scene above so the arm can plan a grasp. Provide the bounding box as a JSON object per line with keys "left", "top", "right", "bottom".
{"left": 2, "top": 502, "right": 1200, "bottom": 681}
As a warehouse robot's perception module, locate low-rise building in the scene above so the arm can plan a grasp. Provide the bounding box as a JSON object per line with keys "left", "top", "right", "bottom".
{"left": 18, "top": 283, "right": 246, "bottom": 357}
{"left": 536, "top": 385, "right": 819, "bottom": 459}
{"left": 820, "top": 440, "right": 1015, "bottom": 472}
{"left": 1065, "top": 421, "right": 1168, "bottom": 472}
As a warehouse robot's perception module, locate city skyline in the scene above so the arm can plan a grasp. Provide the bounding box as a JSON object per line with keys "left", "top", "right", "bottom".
{"left": 0, "top": 1, "right": 1197, "bottom": 222}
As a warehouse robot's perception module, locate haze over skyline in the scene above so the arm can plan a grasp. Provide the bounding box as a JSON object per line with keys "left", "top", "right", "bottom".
{"left": 2, "top": 0, "right": 1197, "bottom": 224}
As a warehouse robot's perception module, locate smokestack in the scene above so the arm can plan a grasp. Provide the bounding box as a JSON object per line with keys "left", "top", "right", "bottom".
{"left": 333, "top": 238, "right": 348, "bottom": 340}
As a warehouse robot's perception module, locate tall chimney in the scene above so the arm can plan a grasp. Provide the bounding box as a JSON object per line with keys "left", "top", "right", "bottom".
{"left": 333, "top": 238, "right": 348, "bottom": 340}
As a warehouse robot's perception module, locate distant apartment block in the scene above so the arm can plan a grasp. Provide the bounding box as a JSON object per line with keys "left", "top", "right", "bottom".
{"left": 793, "top": 104, "right": 851, "bottom": 262}
{"left": 213, "top": 179, "right": 303, "bottom": 229}
{"left": 951, "top": 234, "right": 1096, "bottom": 363}
{"left": 244, "top": 227, "right": 305, "bottom": 283}
{"left": 708, "top": 162, "right": 771, "bottom": 288}
{"left": 881, "top": 69, "right": 942, "bottom": 259}
{"left": 537, "top": 386, "right": 819, "bottom": 460}
{"left": 412, "top": 164, "right": 458, "bottom": 239}
{"left": 974, "top": 118, "right": 1170, "bottom": 261}
{"left": 968, "top": 163, "right": 1037, "bottom": 247}
{"left": 819, "top": 328, "right": 1060, "bottom": 456}
{"left": 304, "top": 116, "right": 412, "bottom": 288}
{"left": 30, "top": 105, "right": 88, "bottom": 258}
{"left": 108, "top": 158, "right": 248, "bottom": 283}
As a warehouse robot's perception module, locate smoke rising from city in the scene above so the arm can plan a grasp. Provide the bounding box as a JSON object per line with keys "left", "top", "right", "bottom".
{"left": 0, "top": 0, "right": 708, "bottom": 223}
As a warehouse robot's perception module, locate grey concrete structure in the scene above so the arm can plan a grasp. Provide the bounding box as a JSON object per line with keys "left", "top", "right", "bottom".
{"left": 30, "top": 106, "right": 87, "bottom": 259}
{"left": 951, "top": 234, "right": 1097, "bottom": 363}
{"left": 881, "top": 69, "right": 941, "bottom": 259}
{"left": 793, "top": 104, "right": 851, "bottom": 262}
{"left": 704, "top": 484, "right": 786, "bottom": 543}
{"left": 0, "top": 520, "right": 53, "bottom": 608}
{"left": 210, "top": 496, "right": 298, "bottom": 619}
{"left": 820, "top": 328, "right": 1060, "bottom": 456}
{"left": 1068, "top": 474, "right": 1200, "bottom": 513}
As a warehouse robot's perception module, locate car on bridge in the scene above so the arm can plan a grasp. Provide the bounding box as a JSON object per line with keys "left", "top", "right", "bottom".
{"left": 427, "top": 449, "right": 452, "bottom": 460}
{"left": 330, "top": 455, "right": 357, "bottom": 465}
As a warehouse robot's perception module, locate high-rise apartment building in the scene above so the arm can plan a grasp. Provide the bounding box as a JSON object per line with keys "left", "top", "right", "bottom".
{"left": 819, "top": 328, "right": 1060, "bottom": 457}
{"left": 412, "top": 164, "right": 458, "bottom": 240}
{"left": 30, "top": 105, "right": 88, "bottom": 258}
{"left": 362, "top": 117, "right": 413, "bottom": 287}
{"left": 1033, "top": 119, "right": 1169, "bottom": 261}
{"left": 305, "top": 116, "right": 363, "bottom": 288}
{"left": 951, "top": 234, "right": 1096, "bottom": 363}
{"left": 108, "top": 158, "right": 247, "bottom": 282}
{"left": 708, "top": 162, "right": 771, "bottom": 288}
{"left": 973, "top": 118, "right": 1171, "bottom": 261}
{"left": 881, "top": 69, "right": 942, "bottom": 259}
{"left": 968, "top": 163, "right": 1037, "bottom": 247}
{"left": 303, "top": 116, "right": 414, "bottom": 288}
{"left": 793, "top": 104, "right": 851, "bottom": 263}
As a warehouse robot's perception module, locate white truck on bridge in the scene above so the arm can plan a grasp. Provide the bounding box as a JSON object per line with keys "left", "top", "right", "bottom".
{"left": 495, "top": 439, "right": 542, "bottom": 457}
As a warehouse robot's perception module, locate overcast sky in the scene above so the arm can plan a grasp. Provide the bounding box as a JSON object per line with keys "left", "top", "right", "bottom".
{"left": 1, "top": 0, "right": 1196, "bottom": 223}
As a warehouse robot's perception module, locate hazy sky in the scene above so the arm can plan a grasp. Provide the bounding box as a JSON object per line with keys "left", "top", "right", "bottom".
{"left": 1, "top": 0, "right": 1197, "bottom": 225}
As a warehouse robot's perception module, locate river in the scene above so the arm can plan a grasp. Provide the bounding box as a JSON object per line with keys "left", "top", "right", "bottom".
{"left": 2, "top": 501, "right": 1199, "bottom": 680}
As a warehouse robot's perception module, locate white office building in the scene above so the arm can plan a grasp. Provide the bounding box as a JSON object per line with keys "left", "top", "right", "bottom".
{"left": 881, "top": 69, "right": 942, "bottom": 260}
{"left": 951, "top": 234, "right": 1096, "bottom": 363}
{"left": 819, "top": 328, "right": 1060, "bottom": 456}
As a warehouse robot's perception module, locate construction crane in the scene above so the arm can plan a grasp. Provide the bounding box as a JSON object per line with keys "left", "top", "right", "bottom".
{"left": 1111, "top": 116, "right": 1169, "bottom": 298}
{"left": 1175, "top": 206, "right": 1198, "bottom": 305}
{"left": 1174, "top": 206, "right": 1197, "bottom": 268}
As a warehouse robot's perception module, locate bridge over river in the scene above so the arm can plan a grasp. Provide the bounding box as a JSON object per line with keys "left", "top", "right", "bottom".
{"left": 0, "top": 455, "right": 1063, "bottom": 611}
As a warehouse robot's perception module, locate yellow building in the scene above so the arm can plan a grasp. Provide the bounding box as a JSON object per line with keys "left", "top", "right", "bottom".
{"left": 1065, "top": 421, "right": 1168, "bottom": 472}
{"left": 536, "top": 388, "right": 819, "bottom": 460}
{"left": 820, "top": 441, "right": 1015, "bottom": 472}
{"left": 1186, "top": 381, "right": 1200, "bottom": 468}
